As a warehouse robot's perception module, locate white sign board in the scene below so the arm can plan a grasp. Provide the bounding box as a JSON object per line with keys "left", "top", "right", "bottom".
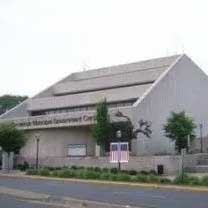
{"left": 68, "top": 144, "right": 87, "bottom": 156}
{"left": 110, "top": 142, "right": 129, "bottom": 163}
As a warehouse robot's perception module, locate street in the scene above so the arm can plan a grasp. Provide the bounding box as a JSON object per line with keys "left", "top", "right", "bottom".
{"left": 0, "top": 175, "right": 208, "bottom": 208}
{"left": 0, "top": 194, "right": 64, "bottom": 208}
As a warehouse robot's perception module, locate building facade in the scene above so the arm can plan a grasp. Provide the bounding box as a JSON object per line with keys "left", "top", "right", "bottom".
{"left": 1, "top": 54, "right": 208, "bottom": 167}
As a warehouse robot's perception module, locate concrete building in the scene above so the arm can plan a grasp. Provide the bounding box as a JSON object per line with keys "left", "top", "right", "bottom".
{"left": 1, "top": 54, "right": 208, "bottom": 168}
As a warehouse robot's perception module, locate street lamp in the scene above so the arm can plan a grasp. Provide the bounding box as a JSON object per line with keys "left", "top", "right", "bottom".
{"left": 116, "top": 130, "right": 122, "bottom": 170}
{"left": 199, "top": 124, "right": 203, "bottom": 153}
{"left": 35, "top": 133, "right": 40, "bottom": 170}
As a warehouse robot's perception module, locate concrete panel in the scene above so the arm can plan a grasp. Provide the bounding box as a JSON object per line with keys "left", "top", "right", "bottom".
{"left": 133, "top": 55, "right": 208, "bottom": 155}
{"left": 20, "top": 127, "right": 95, "bottom": 160}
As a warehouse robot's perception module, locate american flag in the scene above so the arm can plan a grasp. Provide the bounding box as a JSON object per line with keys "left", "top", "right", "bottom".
{"left": 110, "top": 142, "right": 129, "bottom": 163}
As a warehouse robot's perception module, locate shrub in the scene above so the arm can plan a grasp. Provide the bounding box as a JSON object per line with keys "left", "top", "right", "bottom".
{"left": 116, "top": 173, "right": 131, "bottom": 182}
{"left": 188, "top": 176, "right": 201, "bottom": 185}
{"left": 77, "top": 166, "right": 85, "bottom": 170}
{"left": 130, "top": 176, "right": 138, "bottom": 182}
{"left": 39, "top": 168, "right": 50, "bottom": 176}
{"left": 136, "top": 174, "right": 149, "bottom": 183}
{"left": 201, "top": 176, "right": 208, "bottom": 186}
{"left": 100, "top": 173, "right": 111, "bottom": 180}
{"left": 51, "top": 170, "right": 59, "bottom": 177}
{"left": 26, "top": 169, "right": 38, "bottom": 175}
{"left": 148, "top": 174, "right": 160, "bottom": 183}
{"left": 17, "top": 161, "right": 30, "bottom": 171}
{"left": 102, "top": 168, "right": 109, "bottom": 173}
{"left": 86, "top": 167, "right": 94, "bottom": 171}
{"left": 140, "top": 170, "right": 149, "bottom": 175}
{"left": 173, "top": 174, "right": 190, "bottom": 184}
{"left": 160, "top": 178, "right": 172, "bottom": 184}
{"left": 93, "top": 167, "right": 101, "bottom": 172}
{"left": 110, "top": 168, "right": 119, "bottom": 174}
{"left": 74, "top": 170, "right": 83, "bottom": 179}
{"left": 56, "top": 169, "right": 76, "bottom": 178}
{"left": 71, "top": 165, "right": 78, "bottom": 170}
{"left": 84, "top": 170, "right": 100, "bottom": 179}
{"left": 128, "top": 170, "right": 138, "bottom": 176}
{"left": 110, "top": 174, "right": 118, "bottom": 181}
{"left": 149, "top": 170, "right": 157, "bottom": 175}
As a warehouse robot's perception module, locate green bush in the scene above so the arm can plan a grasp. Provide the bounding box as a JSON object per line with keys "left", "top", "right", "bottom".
{"left": 87, "top": 167, "right": 94, "bottom": 170}
{"left": 174, "top": 174, "right": 191, "bottom": 185}
{"left": 148, "top": 174, "right": 160, "bottom": 183}
{"left": 26, "top": 165, "right": 208, "bottom": 187}
{"left": 100, "top": 173, "right": 111, "bottom": 180}
{"left": 110, "top": 168, "right": 119, "bottom": 174}
{"left": 102, "top": 168, "right": 109, "bottom": 173}
{"left": 76, "top": 170, "right": 86, "bottom": 179}
{"left": 26, "top": 169, "right": 38, "bottom": 175}
{"left": 51, "top": 170, "right": 59, "bottom": 177}
{"left": 39, "top": 168, "right": 50, "bottom": 176}
{"left": 84, "top": 170, "right": 100, "bottom": 179}
{"left": 17, "top": 161, "right": 29, "bottom": 171}
{"left": 160, "top": 178, "right": 172, "bottom": 184}
{"left": 136, "top": 174, "right": 149, "bottom": 183}
{"left": 93, "top": 167, "right": 101, "bottom": 172}
{"left": 110, "top": 174, "right": 118, "bottom": 181}
{"left": 149, "top": 170, "right": 157, "bottom": 175}
{"left": 201, "top": 176, "right": 208, "bottom": 186}
{"left": 128, "top": 170, "right": 138, "bottom": 176}
{"left": 130, "top": 176, "right": 137, "bottom": 182}
{"left": 57, "top": 169, "right": 76, "bottom": 178}
{"left": 140, "top": 170, "right": 149, "bottom": 175}
{"left": 188, "top": 176, "right": 201, "bottom": 185}
{"left": 116, "top": 173, "right": 131, "bottom": 182}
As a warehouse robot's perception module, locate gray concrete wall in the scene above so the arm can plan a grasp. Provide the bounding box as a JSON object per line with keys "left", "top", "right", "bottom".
{"left": 20, "top": 127, "right": 95, "bottom": 160}
{"left": 190, "top": 135, "right": 208, "bottom": 153}
{"left": 17, "top": 154, "right": 205, "bottom": 175}
{"left": 133, "top": 55, "right": 208, "bottom": 155}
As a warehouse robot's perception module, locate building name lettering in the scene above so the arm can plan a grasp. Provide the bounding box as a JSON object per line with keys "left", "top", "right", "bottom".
{"left": 16, "top": 115, "right": 96, "bottom": 128}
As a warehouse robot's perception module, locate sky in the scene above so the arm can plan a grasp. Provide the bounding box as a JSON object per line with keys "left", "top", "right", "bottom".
{"left": 0, "top": 0, "right": 208, "bottom": 97}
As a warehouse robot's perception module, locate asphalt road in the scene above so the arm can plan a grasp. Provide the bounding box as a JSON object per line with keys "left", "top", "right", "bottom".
{"left": 0, "top": 176, "right": 208, "bottom": 208}
{"left": 0, "top": 194, "right": 62, "bottom": 208}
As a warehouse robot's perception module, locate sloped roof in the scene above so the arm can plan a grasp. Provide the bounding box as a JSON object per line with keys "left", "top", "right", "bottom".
{"left": 28, "top": 84, "right": 152, "bottom": 111}
{"left": 28, "top": 54, "right": 180, "bottom": 111}
{"left": 1, "top": 54, "right": 181, "bottom": 117}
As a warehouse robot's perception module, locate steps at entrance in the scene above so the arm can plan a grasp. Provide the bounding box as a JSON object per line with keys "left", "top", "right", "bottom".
{"left": 198, "top": 159, "right": 208, "bottom": 165}
{"left": 186, "top": 165, "right": 208, "bottom": 173}
{"left": 186, "top": 154, "right": 208, "bottom": 173}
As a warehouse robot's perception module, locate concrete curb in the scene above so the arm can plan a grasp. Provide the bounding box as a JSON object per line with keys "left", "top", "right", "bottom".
{"left": 1, "top": 173, "right": 208, "bottom": 193}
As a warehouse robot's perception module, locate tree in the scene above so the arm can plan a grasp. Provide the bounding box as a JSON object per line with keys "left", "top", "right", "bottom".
{"left": 92, "top": 99, "right": 112, "bottom": 151}
{"left": 164, "top": 111, "right": 196, "bottom": 152}
{"left": 0, "top": 95, "right": 28, "bottom": 115}
{"left": 0, "top": 122, "right": 26, "bottom": 171}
